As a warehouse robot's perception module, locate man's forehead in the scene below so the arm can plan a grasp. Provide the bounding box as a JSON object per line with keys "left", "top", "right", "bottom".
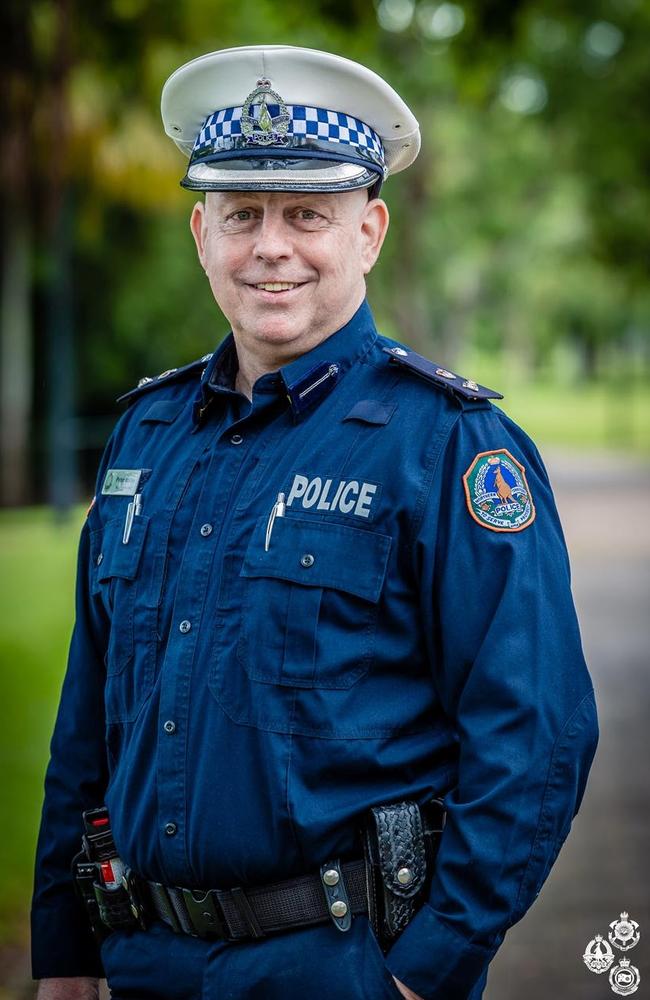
{"left": 207, "top": 190, "right": 357, "bottom": 208}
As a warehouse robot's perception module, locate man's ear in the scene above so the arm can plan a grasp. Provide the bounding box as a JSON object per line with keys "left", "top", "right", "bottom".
{"left": 189, "top": 199, "right": 207, "bottom": 268}
{"left": 360, "top": 198, "right": 390, "bottom": 275}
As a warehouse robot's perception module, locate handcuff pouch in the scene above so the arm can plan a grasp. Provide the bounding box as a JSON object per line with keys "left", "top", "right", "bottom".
{"left": 362, "top": 797, "right": 444, "bottom": 952}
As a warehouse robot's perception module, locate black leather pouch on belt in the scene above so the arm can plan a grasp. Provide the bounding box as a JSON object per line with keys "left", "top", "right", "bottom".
{"left": 362, "top": 798, "right": 445, "bottom": 953}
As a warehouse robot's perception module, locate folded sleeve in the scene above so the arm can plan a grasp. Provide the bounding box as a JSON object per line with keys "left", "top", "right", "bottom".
{"left": 384, "top": 404, "right": 599, "bottom": 999}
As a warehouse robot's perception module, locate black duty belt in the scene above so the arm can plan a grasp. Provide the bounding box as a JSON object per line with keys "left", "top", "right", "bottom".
{"left": 147, "top": 858, "right": 370, "bottom": 940}
{"left": 74, "top": 797, "right": 446, "bottom": 953}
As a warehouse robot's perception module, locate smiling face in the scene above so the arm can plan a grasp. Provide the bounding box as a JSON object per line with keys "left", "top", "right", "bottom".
{"left": 189, "top": 188, "right": 389, "bottom": 365}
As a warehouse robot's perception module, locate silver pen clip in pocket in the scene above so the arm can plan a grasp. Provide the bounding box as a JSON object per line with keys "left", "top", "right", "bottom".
{"left": 122, "top": 493, "right": 142, "bottom": 544}
{"left": 264, "top": 492, "right": 286, "bottom": 552}
{"left": 121, "top": 470, "right": 151, "bottom": 545}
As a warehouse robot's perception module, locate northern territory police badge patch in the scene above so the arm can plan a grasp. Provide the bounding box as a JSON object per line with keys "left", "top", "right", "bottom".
{"left": 463, "top": 449, "right": 535, "bottom": 532}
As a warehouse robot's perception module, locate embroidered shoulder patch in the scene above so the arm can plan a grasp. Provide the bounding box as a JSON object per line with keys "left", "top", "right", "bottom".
{"left": 462, "top": 449, "right": 535, "bottom": 532}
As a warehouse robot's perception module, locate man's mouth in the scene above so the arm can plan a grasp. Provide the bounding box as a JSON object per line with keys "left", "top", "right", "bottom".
{"left": 250, "top": 281, "right": 305, "bottom": 292}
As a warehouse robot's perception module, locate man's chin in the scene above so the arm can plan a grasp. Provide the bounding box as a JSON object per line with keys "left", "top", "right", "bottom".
{"left": 246, "top": 313, "right": 312, "bottom": 347}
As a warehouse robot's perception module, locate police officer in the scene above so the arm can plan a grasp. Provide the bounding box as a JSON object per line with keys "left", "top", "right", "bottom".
{"left": 31, "top": 45, "right": 598, "bottom": 1000}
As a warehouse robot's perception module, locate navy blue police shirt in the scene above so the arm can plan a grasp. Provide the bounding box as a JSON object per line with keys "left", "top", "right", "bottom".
{"left": 31, "top": 299, "right": 598, "bottom": 997}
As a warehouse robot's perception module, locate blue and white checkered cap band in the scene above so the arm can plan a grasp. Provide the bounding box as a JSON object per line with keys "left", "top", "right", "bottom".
{"left": 193, "top": 104, "right": 384, "bottom": 165}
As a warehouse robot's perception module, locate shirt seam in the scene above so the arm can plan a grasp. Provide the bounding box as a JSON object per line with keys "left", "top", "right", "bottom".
{"left": 511, "top": 687, "right": 597, "bottom": 923}
{"left": 408, "top": 405, "right": 464, "bottom": 556}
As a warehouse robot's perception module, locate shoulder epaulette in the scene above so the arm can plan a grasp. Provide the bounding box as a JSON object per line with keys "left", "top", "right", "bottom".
{"left": 116, "top": 353, "right": 213, "bottom": 405}
{"left": 382, "top": 345, "right": 503, "bottom": 401}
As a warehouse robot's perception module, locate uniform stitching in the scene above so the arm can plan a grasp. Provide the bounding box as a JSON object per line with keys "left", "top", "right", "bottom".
{"left": 284, "top": 725, "right": 309, "bottom": 867}
{"left": 511, "top": 688, "right": 597, "bottom": 924}
{"left": 409, "top": 407, "right": 463, "bottom": 553}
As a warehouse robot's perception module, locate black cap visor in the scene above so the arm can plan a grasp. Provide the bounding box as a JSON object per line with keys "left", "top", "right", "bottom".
{"left": 181, "top": 140, "right": 384, "bottom": 193}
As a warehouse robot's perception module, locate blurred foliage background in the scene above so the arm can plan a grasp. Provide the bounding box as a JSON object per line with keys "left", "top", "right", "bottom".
{"left": 1, "top": 0, "right": 649, "bottom": 984}
{"left": 1, "top": 0, "right": 649, "bottom": 511}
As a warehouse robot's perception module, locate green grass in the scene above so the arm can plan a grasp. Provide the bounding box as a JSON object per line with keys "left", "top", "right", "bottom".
{"left": 0, "top": 506, "right": 85, "bottom": 947}
{"left": 495, "top": 380, "right": 650, "bottom": 454}
{"left": 454, "top": 349, "right": 650, "bottom": 454}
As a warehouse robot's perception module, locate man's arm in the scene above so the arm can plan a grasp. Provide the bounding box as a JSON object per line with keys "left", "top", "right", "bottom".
{"left": 36, "top": 978, "right": 99, "bottom": 1000}
{"left": 31, "top": 512, "right": 111, "bottom": 979}
{"left": 392, "top": 976, "right": 424, "bottom": 1000}
{"left": 383, "top": 406, "right": 598, "bottom": 1000}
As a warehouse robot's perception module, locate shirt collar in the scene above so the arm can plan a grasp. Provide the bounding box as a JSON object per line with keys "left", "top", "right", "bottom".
{"left": 193, "top": 333, "right": 243, "bottom": 426}
{"left": 194, "top": 298, "right": 377, "bottom": 425}
{"left": 280, "top": 298, "right": 377, "bottom": 420}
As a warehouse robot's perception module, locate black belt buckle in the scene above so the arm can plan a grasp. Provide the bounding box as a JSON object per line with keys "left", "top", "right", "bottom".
{"left": 182, "top": 887, "right": 229, "bottom": 939}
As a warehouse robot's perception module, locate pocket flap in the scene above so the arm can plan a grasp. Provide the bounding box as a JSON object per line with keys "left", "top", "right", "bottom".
{"left": 241, "top": 515, "right": 391, "bottom": 603}
{"left": 94, "top": 514, "right": 149, "bottom": 585}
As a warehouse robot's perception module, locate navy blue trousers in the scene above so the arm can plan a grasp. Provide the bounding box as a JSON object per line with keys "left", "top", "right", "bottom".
{"left": 101, "top": 916, "right": 489, "bottom": 999}
{"left": 101, "top": 916, "right": 403, "bottom": 999}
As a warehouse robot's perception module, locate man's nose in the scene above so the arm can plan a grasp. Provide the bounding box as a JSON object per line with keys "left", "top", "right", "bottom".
{"left": 253, "top": 213, "right": 293, "bottom": 262}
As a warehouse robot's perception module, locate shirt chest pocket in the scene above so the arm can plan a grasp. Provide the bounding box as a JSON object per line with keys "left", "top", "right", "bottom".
{"left": 237, "top": 515, "right": 392, "bottom": 689}
{"left": 91, "top": 514, "right": 149, "bottom": 658}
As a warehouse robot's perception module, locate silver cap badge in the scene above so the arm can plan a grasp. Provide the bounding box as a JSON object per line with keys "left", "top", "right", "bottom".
{"left": 241, "top": 79, "right": 291, "bottom": 146}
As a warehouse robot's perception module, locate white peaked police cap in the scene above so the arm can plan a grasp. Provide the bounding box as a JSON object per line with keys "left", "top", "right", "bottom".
{"left": 160, "top": 45, "right": 420, "bottom": 194}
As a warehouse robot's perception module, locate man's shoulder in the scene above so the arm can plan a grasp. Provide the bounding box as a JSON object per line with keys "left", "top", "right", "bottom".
{"left": 116, "top": 353, "right": 214, "bottom": 407}
{"left": 373, "top": 335, "right": 503, "bottom": 408}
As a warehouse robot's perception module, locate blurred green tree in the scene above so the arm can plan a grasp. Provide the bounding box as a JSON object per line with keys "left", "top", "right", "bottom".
{"left": 1, "top": 0, "right": 648, "bottom": 504}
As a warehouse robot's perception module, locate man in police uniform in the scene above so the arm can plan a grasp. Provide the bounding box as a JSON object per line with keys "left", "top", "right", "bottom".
{"left": 32, "top": 45, "right": 598, "bottom": 1000}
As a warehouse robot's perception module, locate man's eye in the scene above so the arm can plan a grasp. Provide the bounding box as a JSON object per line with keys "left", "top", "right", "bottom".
{"left": 297, "top": 209, "right": 319, "bottom": 221}
{"left": 225, "top": 209, "right": 255, "bottom": 223}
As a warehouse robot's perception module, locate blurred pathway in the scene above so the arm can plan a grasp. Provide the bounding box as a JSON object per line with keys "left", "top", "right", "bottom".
{"left": 486, "top": 450, "right": 650, "bottom": 999}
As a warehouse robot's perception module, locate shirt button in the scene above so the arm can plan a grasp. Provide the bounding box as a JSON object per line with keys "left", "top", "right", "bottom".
{"left": 96, "top": 553, "right": 103, "bottom": 566}
{"left": 164, "top": 822, "right": 177, "bottom": 837}
{"left": 200, "top": 523, "right": 213, "bottom": 537}
{"left": 300, "top": 553, "right": 315, "bottom": 568}
{"left": 163, "top": 720, "right": 176, "bottom": 734}
{"left": 179, "top": 620, "right": 192, "bottom": 634}
{"left": 230, "top": 433, "right": 243, "bottom": 445}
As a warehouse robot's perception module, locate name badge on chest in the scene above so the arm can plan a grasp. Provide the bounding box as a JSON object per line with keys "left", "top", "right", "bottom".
{"left": 101, "top": 469, "right": 144, "bottom": 496}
